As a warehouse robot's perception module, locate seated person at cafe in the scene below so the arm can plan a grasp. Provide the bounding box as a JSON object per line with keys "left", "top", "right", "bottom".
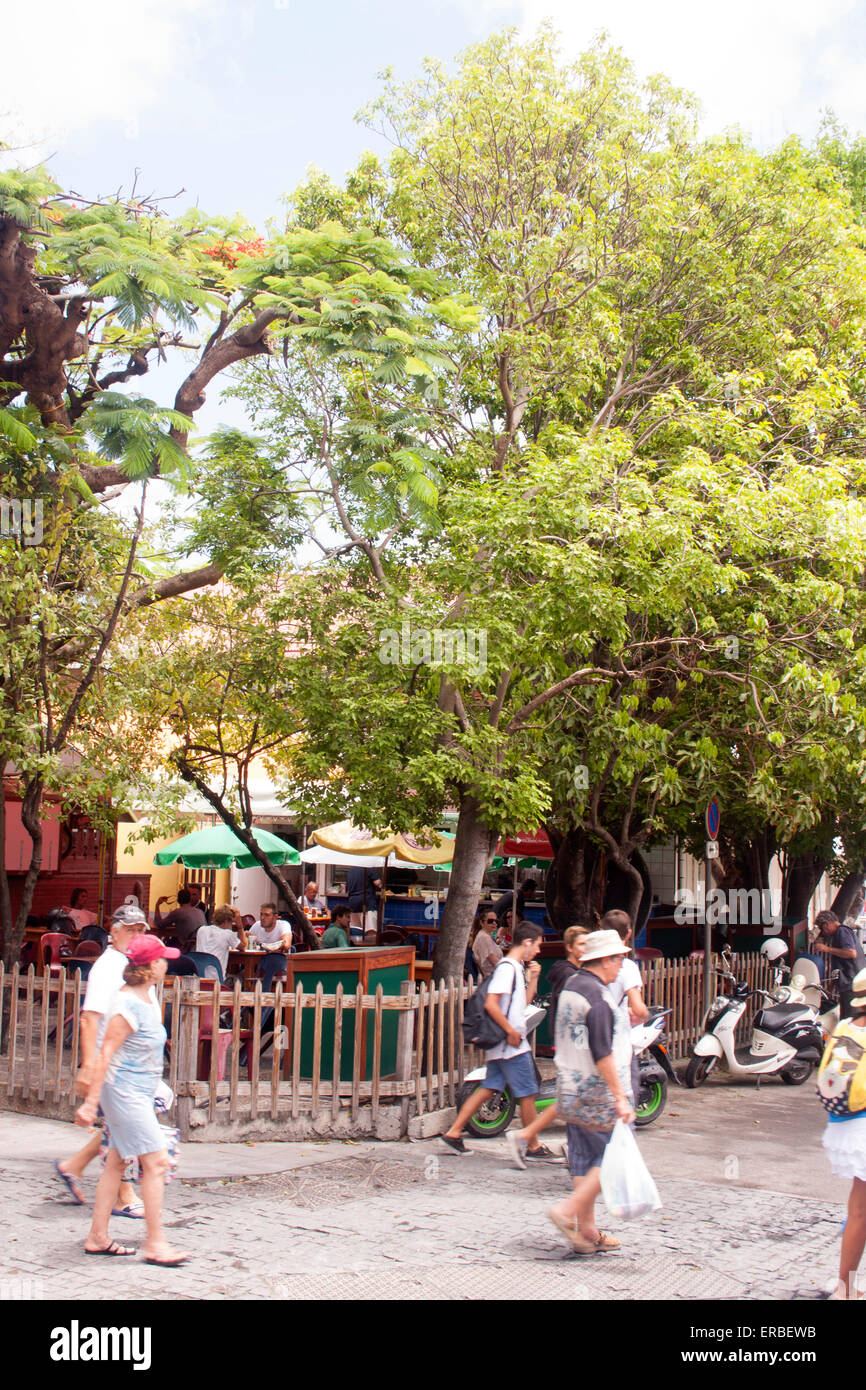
{"left": 60, "top": 888, "right": 99, "bottom": 933}
{"left": 249, "top": 902, "right": 292, "bottom": 954}
{"left": 154, "top": 888, "right": 206, "bottom": 952}
{"left": 196, "top": 904, "right": 247, "bottom": 976}
{"left": 493, "top": 878, "right": 537, "bottom": 926}
{"left": 320, "top": 905, "right": 352, "bottom": 950}
{"left": 302, "top": 880, "right": 329, "bottom": 916}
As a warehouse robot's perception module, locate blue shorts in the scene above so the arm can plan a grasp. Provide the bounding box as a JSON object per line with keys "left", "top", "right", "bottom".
{"left": 566, "top": 1123, "right": 615, "bottom": 1177}
{"left": 483, "top": 1051, "right": 537, "bottom": 1099}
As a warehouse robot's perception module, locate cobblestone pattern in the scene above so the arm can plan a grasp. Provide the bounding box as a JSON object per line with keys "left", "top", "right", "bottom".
{"left": 0, "top": 1140, "right": 842, "bottom": 1302}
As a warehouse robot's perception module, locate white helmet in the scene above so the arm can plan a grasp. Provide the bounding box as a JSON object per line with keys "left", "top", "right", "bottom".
{"left": 761, "top": 937, "right": 788, "bottom": 962}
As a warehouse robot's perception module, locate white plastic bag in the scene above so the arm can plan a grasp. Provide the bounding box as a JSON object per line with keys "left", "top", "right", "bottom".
{"left": 600, "top": 1121, "right": 662, "bottom": 1220}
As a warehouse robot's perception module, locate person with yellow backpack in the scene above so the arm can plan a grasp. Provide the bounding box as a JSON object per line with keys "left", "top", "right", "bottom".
{"left": 818, "top": 968, "right": 866, "bottom": 1299}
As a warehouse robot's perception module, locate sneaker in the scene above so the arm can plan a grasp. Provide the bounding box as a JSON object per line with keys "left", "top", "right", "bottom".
{"left": 439, "top": 1133, "right": 468, "bottom": 1155}
{"left": 505, "top": 1131, "right": 528, "bottom": 1170}
{"left": 524, "top": 1144, "right": 563, "bottom": 1163}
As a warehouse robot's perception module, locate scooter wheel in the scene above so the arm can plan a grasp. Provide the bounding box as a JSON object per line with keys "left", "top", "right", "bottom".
{"left": 684, "top": 1054, "right": 717, "bottom": 1088}
{"left": 780, "top": 1059, "right": 813, "bottom": 1085}
{"left": 635, "top": 1079, "right": 667, "bottom": 1126}
{"left": 460, "top": 1082, "right": 517, "bottom": 1138}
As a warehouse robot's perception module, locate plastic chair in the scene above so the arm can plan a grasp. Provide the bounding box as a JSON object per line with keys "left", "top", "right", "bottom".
{"left": 184, "top": 951, "right": 224, "bottom": 983}
{"left": 164, "top": 957, "right": 198, "bottom": 977}
{"left": 80, "top": 925, "right": 108, "bottom": 951}
{"left": 195, "top": 980, "right": 254, "bottom": 1082}
{"left": 72, "top": 941, "right": 102, "bottom": 961}
{"left": 40, "top": 933, "right": 73, "bottom": 975}
{"left": 256, "top": 952, "right": 289, "bottom": 990}
{"left": 241, "top": 914, "right": 255, "bottom": 929}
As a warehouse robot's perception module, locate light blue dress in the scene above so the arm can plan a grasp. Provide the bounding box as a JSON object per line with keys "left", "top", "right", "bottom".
{"left": 100, "top": 992, "right": 168, "bottom": 1161}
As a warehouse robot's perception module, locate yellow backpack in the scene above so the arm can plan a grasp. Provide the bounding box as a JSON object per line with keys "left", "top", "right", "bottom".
{"left": 817, "top": 1022, "right": 866, "bottom": 1116}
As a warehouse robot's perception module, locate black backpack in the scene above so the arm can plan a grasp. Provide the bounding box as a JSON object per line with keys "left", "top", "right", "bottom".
{"left": 461, "top": 961, "right": 518, "bottom": 1050}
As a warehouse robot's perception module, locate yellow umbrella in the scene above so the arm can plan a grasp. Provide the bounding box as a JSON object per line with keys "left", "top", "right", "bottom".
{"left": 311, "top": 820, "right": 455, "bottom": 865}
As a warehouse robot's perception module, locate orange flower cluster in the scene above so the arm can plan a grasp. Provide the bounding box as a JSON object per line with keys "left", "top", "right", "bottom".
{"left": 201, "top": 236, "right": 267, "bottom": 268}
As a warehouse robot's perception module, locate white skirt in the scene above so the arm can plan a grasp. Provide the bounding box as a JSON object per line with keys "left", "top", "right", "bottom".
{"left": 823, "top": 1115, "right": 866, "bottom": 1181}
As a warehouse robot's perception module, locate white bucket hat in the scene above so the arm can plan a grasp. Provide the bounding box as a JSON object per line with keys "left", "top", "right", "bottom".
{"left": 580, "top": 929, "right": 630, "bottom": 964}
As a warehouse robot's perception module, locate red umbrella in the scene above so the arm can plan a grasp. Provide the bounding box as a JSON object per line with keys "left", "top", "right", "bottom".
{"left": 501, "top": 829, "right": 554, "bottom": 860}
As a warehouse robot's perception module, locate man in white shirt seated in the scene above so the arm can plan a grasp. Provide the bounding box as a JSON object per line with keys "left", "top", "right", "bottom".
{"left": 302, "top": 880, "right": 329, "bottom": 915}
{"left": 249, "top": 902, "right": 292, "bottom": 954}
{"left": 195, "top": 905, "right": 247, "bottom": 977}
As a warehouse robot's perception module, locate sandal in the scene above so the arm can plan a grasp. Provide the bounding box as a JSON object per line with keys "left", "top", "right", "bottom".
{"left": 85, "top": 1241, "right": 137, "bottom": 1257}
{"left": 112, "top": 1202, "right": 145, "bottom": 1219}
{"left": 143, "top": 1252, "right": 189, "bottom": 1267}
{"left": 54, "top": 1159, "right": 85, "bottom": 1206}
{"left": 594, "top": 1231, "right": 621, "bottom": 1252}
{"left": 546, "top": 1207, "right": 597, "bottom": 1255}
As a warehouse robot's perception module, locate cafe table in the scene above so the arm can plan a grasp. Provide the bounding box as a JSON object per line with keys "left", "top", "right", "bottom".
{"left": 226, "top": 948, "right": 279, "bottom": 990}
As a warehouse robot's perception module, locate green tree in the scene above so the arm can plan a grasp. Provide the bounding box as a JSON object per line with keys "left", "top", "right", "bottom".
{"left": 225, "top": 29, "right": 866, "bottom": 977}
{"left": 0, "top": 151, "right": 457, "bottom": 964}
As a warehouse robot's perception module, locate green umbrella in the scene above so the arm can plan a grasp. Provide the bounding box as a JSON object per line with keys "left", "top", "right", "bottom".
{"left": 153, "top": 825, "right": 301, "bottom": 869}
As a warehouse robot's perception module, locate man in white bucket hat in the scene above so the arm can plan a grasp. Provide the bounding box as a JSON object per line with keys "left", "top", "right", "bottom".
{"left": 546, "top": 927, "right": 635, "bottom": 1255}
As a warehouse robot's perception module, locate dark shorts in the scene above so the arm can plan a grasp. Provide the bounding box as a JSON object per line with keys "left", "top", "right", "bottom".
{"left": 483, "top": 1051, "right": 537, "bottom": 1099}
{"left": 566, "top": 1123, "right": 615, "bottom": 1177}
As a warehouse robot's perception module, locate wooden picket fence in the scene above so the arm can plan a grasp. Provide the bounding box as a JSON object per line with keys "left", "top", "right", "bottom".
{"left": 638, "top": 951, "right": 777, "bottom": 1060}
{"left": 0, "top": 965, "right": 477, "bottom": 1138}
{"left": 0, "top": 951, "right": 777, "bottom": 1137}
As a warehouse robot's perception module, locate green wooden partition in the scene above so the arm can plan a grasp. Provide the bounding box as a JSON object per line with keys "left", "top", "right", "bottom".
{"left": 285, "top": 946, "right": 414, "bottom": 1081}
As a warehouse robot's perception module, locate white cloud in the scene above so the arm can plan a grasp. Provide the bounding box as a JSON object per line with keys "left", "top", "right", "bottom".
{"left": 462, "top": 0, "right": 866, "bottom": 141}
{"left": 2, "top": 0, "right": 221, "bottom": 150}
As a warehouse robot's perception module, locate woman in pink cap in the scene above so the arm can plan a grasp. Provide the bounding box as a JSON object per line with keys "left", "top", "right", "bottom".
{"left": 76, "top": 935, "right": 188, "bottom": 1265}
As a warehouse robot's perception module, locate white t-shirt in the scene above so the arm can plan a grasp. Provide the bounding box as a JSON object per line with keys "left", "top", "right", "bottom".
{"left": 195, "top": 924, "right": 240, "bottom": 974}
{"left": 82, "top": 947, "right": 157, "bottom": 1045}
{"left": 250, "top": 918, "right": 292, "bottom": 948}
{"left": 607, "top": 957, "right": 642, "bottom": 1009}
{"left": 484, "top": 958, "right": 528, "bottom": 1060}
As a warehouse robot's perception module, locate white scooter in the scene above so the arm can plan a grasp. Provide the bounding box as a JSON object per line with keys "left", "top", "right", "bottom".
{"left": 685, "top": 940, "right": 824, "bottom": 1088}
{"left": 790, "top": 955, "right": 840, "bottom": 1037}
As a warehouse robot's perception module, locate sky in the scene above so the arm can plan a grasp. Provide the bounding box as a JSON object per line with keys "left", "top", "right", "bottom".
{"left": 6, "top": 0, "right": 866, "bottom": 231}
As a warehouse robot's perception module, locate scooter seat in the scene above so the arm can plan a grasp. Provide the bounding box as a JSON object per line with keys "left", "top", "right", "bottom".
{"left": 755, "top": 1002, "right": 809, "bottom": 1032}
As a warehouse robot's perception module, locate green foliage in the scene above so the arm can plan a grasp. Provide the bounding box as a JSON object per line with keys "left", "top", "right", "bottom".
{"left": 84, "top": 394, "right": 193, "bottom": 479}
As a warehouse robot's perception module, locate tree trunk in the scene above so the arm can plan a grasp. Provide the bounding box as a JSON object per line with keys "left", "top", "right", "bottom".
{"left": 0, "top": 776, "right": 44, "bottom": 971}
{"left": 546, "top": 826, "right": 598, "bottom": 932}
{"left": 432, "top": 791, "right": 498, "bottom": 983}
{"left": 0, "top": 785, "right": 14, "bottom": 968}
{"left": 714, "top": 829, "right": 775, "bottom": 898}
{"left": 832, "top": 872, "right": 866, "bottom": 923}
{"left": 783, "top": 853, "right": 828, "bottom": 922}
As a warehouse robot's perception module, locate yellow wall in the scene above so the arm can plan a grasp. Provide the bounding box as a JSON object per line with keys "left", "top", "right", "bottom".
{"left": 115, "top": 826, "right": 230, "bottom": 916}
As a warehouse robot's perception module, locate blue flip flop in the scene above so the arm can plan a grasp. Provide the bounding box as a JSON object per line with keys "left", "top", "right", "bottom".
{"left": 53, "top": 1159, "right": 84, "bottom": 1205}
{"left": 111, "top": 1203, "right": 145, "bottom": 1219}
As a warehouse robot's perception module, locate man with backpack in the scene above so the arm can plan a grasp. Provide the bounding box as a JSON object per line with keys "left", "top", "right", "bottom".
{"left": 440, "top": 921, "right": 556, "bottom": 1159}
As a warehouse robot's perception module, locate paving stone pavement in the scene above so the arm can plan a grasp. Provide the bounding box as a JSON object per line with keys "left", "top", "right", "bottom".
{"left": 0, "top": 1109, "right": 844, "bottom": 1301}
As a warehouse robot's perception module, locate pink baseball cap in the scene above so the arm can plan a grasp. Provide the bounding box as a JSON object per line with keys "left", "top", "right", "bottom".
{"left": 126, "top": 936, "right": 180, "bottom": 966}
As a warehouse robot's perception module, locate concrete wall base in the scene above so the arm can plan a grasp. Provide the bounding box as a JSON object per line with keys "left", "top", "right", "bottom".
{"left": 183, "top": 1101, "right": 407, "bottom": 1143}
{"left": 408, "top": 1108, "right": 455, "bottom": 1139}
